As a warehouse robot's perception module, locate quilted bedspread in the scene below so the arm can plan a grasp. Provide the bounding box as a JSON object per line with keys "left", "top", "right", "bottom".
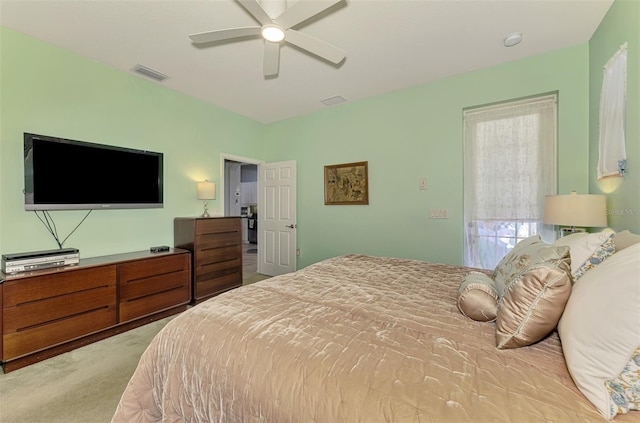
{"left": 112, "top": 254, "right": 631, "bottom": 422}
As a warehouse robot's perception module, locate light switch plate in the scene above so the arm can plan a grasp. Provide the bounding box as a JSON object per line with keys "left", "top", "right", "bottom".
{"left": 429, "top": 208, "right": 448, "bottom": 219}
{"left": 419, "top": 178, "right": 428, "bottom": 190}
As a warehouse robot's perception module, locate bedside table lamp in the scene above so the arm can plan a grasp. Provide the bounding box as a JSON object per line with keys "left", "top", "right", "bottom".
{"left": 543, "top": 192, "right": 607, "bottom": 236}
{"left": 197, "top": 180, "right": 216, "bottom": 218}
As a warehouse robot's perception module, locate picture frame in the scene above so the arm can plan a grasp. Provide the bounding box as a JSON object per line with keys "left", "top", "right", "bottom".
{"left": 324, "top": 161, "right": 369, "bottom": 205}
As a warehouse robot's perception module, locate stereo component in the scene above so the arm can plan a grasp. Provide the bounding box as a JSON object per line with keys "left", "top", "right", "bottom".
{"left": 2, "top": 248, "right": 80, "bottom": 274}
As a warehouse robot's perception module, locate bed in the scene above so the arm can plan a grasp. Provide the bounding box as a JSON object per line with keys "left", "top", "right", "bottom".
{"left": 112, "top": 243, "right": 639, "bottom": 422}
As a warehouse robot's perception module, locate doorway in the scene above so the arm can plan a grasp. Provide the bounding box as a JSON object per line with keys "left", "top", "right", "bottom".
{"left": 221, "top": 154, "right": 263, "bottom": 282}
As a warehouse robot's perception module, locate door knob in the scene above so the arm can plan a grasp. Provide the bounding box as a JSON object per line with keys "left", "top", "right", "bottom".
{"left": 285, "top": 224, "right": 297, "bottom": 229}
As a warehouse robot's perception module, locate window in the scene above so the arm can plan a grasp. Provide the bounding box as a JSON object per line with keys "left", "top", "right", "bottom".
{"left": 598, "top": 43, "right": 627, "bottom": 179}
{"left": 463, "top": 94, "right": 557, "bottom": 269}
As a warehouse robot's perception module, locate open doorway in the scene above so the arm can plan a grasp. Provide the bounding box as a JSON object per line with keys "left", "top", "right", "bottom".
{"left": 221, "top": 154, "right": 264, "bottom": 283}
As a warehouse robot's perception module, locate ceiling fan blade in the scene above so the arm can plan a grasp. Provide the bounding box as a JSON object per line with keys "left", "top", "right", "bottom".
{"left": 285, "top": 29, "right": 345, "bottom": 64}
{"left": 189, "top": 26, "right": 261, "bottom": 44}
{"left": 275, "top": 0, "right": 342, "bottom": 29}
{"left": 263, "top": 41, "right": 280, "bottom": 76}
{"left": 237, "top": 0, "right": 273, "bottom": 26}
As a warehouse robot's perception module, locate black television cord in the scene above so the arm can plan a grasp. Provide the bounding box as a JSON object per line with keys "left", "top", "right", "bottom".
{"left": 34, "top": 209, "right": 92, "bottom": 249}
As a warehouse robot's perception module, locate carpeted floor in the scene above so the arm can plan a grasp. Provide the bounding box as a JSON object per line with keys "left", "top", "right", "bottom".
{"left": 0, "top": 275, "right": 272, "bottom": 423}
{"left": 0, "top": 317, "right": 173, "bottom": 423}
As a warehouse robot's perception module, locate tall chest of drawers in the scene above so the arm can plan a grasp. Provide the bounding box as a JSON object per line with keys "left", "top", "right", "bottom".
{"left": 174, "top": 217, "right": 243, "bottom": 303}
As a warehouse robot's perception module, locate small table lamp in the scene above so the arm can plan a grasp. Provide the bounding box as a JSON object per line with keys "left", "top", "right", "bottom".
{"left": 197, "top": 181, "right": 216, "bottom": 218}
{"left": 543, "top": 192, "right": 607, "bottom": 236}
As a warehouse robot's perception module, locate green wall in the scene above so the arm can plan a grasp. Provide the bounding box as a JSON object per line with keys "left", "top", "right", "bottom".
{"left": 3, "top": 2, "right": 635, "bottom": 268}
{"left": 264, "top": 45, "right": 591, "bottom": 268}
{"left": 589, "top": 0, "right": 640, "bottom": 233}
{"left": 0, "top": 27, "right": 265, "bottom": 258}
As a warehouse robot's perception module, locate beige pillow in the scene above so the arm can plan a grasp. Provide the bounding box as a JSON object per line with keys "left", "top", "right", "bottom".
{"left": 558, "top": 243, "right": 640, "bottom": 419}
{"left": 457, "top": 271, "right": 498, "bottom": 322}
{"left": 614, "top": 230, "right": 640, "bottom": 251}
{"left": 495, "top": 246, "right": 572, "bottom": 349}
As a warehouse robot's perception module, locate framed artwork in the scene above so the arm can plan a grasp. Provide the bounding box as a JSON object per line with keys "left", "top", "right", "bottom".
{"left": 324, "top": 161, "right": 369, "bottom": 205}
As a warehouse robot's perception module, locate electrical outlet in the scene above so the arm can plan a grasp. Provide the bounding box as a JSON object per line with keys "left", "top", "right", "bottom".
{"left": 429, "top": 208, "right": 449, "bottom": 219}
{"left": 419, "top": 178, "right": 428, "bottom": 190}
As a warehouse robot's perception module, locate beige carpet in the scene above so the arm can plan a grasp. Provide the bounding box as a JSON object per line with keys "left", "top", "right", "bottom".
{"left": 0, "top": 317, "right": 173, "bottom": 423}
{"left": 242, "top": 273, "right": 272, "bottom": 285}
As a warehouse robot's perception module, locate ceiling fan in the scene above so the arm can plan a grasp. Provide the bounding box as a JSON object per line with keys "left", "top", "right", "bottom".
{"left": 189, "top": 0, "right": 346, "bottom": 76}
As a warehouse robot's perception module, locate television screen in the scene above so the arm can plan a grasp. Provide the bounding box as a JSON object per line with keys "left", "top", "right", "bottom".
{"left": 24, "top": 133, "right": 164, "bottom": 210}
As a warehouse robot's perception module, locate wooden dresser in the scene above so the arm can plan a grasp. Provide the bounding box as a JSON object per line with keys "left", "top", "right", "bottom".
{"left": 174, "top": 217, "right": 243, "bottom": 303}
{"left": 0, "top": 248, "right": 191, "bottom": 372}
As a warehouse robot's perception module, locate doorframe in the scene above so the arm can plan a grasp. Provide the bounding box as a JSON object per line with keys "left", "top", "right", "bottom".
{"left": 219, "top": 153, "right": 264, "bottom": 217}
{"left": 219, "top": 153, "right": 265, "bottom": 272}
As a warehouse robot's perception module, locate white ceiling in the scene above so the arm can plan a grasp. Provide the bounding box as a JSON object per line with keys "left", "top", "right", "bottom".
{"left": 0, "top": 0, "right": 613, "bottom": 124}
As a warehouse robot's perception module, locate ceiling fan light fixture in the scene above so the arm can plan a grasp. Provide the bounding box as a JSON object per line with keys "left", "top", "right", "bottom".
{"left": 262, "top": 25, "right": 285, "bottom": 42}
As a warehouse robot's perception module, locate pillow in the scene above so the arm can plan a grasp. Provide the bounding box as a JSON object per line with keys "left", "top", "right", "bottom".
{"left": 457, "top": 271, "right": 498, "bottom": 322}
{"left": 557, "top": 243, "right": 640, "bottom": 419}
{"left": 614, "top": 230, "right": 640, "bottom": 251}
{"left": 496, "top": 256, "right": 572, "bottom": 349}
{"left": 493, "top": 235, "right": 568, "bottom": 297}
{"left": 553, "top": 229, "right": 615, "bottom": 281}
{"left": 606, "top": 346, "right": 640, "bottom": 416}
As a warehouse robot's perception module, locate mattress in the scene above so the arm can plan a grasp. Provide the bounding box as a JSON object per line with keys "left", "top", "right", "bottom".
{"left": 112, "top": 254, "right": 635, "bottom": 422}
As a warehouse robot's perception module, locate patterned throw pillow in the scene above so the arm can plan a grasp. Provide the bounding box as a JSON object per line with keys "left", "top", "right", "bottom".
{"left": 457, "top": 271, "right": 499, "bottom": 322}
{"left": 573, "top": 234, "right": 615, "bottom": 280}
{"left": 607, "top": 345, "right": 640, "bottom": 416}
{"left": 553, "top": 229, "right": 616, "bottom": 281}
{"left": 493, "top": 235, "right": 569, "bottom": 298}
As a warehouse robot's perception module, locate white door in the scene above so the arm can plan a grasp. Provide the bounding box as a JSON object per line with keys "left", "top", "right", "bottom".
{"left": 258, "top": 160, "right": 296, "bottom": 276}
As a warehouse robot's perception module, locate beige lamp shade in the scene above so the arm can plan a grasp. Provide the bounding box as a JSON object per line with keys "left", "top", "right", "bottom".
{"left": 197, "top": 181, "right": 216, "bottom": 200}
{"left": 543, "top": 193, "right": 607, "bottom": 227}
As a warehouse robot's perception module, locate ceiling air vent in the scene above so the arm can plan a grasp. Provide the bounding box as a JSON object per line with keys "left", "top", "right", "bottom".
{"left": 321, "top": 95, "right": 346, "bottom": 106}
{"left": 131, "top": 64, "right": 168, "bottom": 82}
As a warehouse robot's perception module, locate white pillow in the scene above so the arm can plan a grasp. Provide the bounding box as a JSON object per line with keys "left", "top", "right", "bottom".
{"left": 553, "top": 229, "right": 615, "bottom": 280}
{"left": 557, "top": 243, "right": 640, "bottom": 419}
{"left": 615, "top": 230, "right": 640, "bottom": 251}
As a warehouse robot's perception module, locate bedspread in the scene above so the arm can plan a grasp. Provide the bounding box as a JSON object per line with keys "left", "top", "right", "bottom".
{"left": 112, "top": 254, "right": 632, "bottom": 422}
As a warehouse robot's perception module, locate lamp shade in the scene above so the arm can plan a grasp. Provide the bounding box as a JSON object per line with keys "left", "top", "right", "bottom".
{"left": 543, "top": 193, "right": 607, "bottom": 227}
{"left": 197, "top": 181, "right": 216, "bottom": 200}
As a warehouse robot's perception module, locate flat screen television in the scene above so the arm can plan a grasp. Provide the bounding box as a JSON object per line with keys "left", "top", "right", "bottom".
{"left": 24, "top": 133, "right": 164, "bottom": 210}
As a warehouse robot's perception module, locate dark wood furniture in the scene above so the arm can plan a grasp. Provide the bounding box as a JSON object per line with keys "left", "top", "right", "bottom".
{"left": 0, "top": 248, "right": 191, "bottom": 373}
{"left": 174, "top": 217, "right": 243, "bottom": 303}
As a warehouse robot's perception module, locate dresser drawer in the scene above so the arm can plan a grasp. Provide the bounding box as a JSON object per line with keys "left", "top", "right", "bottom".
{"left": 196, "top": 232, "right": 240, "bottom": 249}
{"left": 195, "top": 270, "right": 242, "bottom": 300}
{"left": 3, "top": 280, "right": 117, "bottom": 360}
{"left": 3, "top": 265, "right": 116, "bottom": 307}
{"left": 119, "top": 254, "right": 189, "bottom": 282}
{"left": 4, "top": 284, "right": 116, "bottom": 333}
{"left": 196, "top": 245, "right": 242, "bottom": 264}
{"left": 195, "top": 257, "right": 242, "bottom": 281}
{"left": 4, "top": 304, "right": 116, "bottom": 360}
{"left": 196, "top": 218, "right": 240, "bottom": 235}
{"left": 118, "top": 253, "right": 191, "bottom": 322}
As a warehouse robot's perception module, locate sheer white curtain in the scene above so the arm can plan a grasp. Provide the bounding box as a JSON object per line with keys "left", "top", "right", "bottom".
{"left": 598, "top": 43, "right": 627, "bottom": 179}
{"left": 464, "top": 95, "right": 557, "bottom": 269}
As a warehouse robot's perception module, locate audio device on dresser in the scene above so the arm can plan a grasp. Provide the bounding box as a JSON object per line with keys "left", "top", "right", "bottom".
{"left": 1, "top": 248, "right": 80, "bottom": 274}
